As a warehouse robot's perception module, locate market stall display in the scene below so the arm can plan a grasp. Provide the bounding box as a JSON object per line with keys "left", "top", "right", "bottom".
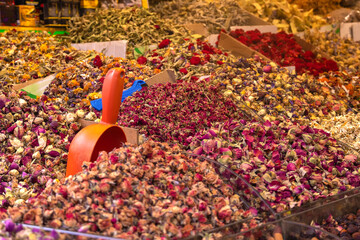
{"left": 0, "top": 0, "right": 360, "bottom": 239}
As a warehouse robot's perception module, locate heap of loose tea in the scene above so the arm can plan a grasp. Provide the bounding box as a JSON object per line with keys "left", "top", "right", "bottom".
{"left": 118, "top": 81, "right": 246, "bottom": 145}
{"left": 212, "top": 58, "right": 352, "bottom": 125}
{"left": 287, "top": 0, "right": 341, "bottom": 15}
{"left": 0, "top": 30, "right": 90, "bottom": 84}
{"left": 44, "top": 54, "right": 156, "bottom": 109}
{"left": 305, "top": 30, "right": 360, "bottom": 73}
{"left": 152, "top": 0, "right": 249, "bottom": 34}
{"left": 140, "top": 38, "right": 239, "bottom": 81}
{"left": 311, "top": 112, "right": 360, "bottom": 150}
{"left": 6, "top": 141, "right": 259, "bottom": 239}
{"left": 187, "top": 120, "right": 360, "bottom": 213}
{"left": 238, "top": 0, "right": 326, "bottom": 33}
{"left": 67, "top": 6, "right": 191, "bottom": 48}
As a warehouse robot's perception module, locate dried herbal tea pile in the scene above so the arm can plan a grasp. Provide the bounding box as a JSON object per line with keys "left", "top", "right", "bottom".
{"left": 118, "top": 81, "right": 246, "bottom": 146}
{"left": 287, "top": 0, "right": 341, "bottom": 15}
{"left": 6, "top": 141, "right": 259, "bottom": 239}
{"left": 239, "top": 0, "right": 326, "bottom": 33}
{"left": 67, "top": 6, "right": 191, "bottom": 48}
{"left": 44, "top": 54, "right": 156, "bottom": 109}
{"left": 311, "top": 112, "right": 360, "bottom": 150}
{"left": 0, "top": 83, "right": 82, "bottom": 209}
{"left": 212, "top": 58, "right": 353, "bottom": 124}
{"left": 187, "top": 120, "right": 360, "bottom": 213}
{"left": 140, "top": 38, "right": 238, "bottom": 81}
{"left": 0, "top": 30, "right": 90, "bottom": 84}
{"left": 305, "top": 30, "right": 360, "bottom": 73}
{"left": 152, "top": 0, "right": 249, "bottom": 34}
{"left": 229, "top": 29, "right": 339, "bottom": 76}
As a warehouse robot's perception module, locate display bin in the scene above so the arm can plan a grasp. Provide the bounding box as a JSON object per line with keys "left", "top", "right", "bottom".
{"left": 278, "top": 188, "right": 360, "bottom": 219}
{"left": 282, "top": 188, "right": 360, "bottom": 239}
{"left": 4, "top": 223, "right": 124, "bottom": 240}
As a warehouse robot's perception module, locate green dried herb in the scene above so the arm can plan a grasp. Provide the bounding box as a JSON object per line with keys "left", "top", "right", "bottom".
{"left": 152, "top": 0, "right": 249, "bottom": 34}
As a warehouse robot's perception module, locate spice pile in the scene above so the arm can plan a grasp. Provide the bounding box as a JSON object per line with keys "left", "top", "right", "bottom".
{"left": 239, "top": 0, "right": 327, "bottom": 33}
{"left": 6, "top": 141, "right": 259, "bottom": 238}
{"left": 67, "top": 6, "right": 191, "bottom": 48}
{"left": 118, "top": 81, "right": 247, "bottom": 145}
{"left": 187, "top": 120, "right": 360, "bottom": 213}
{"left": 305, "top": 30, "right": 360, "bottom": 73}
{"left": 229, "top": 29, "right": 339, "bottom": 76}
{"left": 0, "top": 30, "right": 90, "bottom": 84}
{"left": 152, "top": 0, "right": 249, "bottom": 34}
{"left": 140, "top": 38, "right": 238, "bottom": 81}
{"left": 44, "top": 54, "right": 156, "bottom": 109}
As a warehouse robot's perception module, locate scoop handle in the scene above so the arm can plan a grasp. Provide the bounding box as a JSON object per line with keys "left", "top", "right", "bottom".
{"left": 101, "top": 68, "right": 125, "bottom": 125}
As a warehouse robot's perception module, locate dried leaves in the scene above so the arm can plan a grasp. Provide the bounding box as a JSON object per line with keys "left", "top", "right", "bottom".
{"left": 67, "top": 6, "right": 191, "bottom": 48}
{"left": 152, "top": 0, "right": 249, "bottom": 34}
{"left": 0, "top": 30, "right": 90, "bottom": 84}
{"left": 239, "top": 0, "right": 326, "bottom": 33}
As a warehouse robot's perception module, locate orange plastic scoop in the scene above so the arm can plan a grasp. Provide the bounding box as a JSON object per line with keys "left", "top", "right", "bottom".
{"left": 66, "top": 68, "right": 127, "bottom": 177}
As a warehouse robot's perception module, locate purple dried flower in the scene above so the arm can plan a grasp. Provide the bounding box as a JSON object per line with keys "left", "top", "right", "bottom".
{"left": 9, "top": 162, "right": 19, "bottom": 171}
{"left": 4, "top": 219, "right": 15, "bottom": 232}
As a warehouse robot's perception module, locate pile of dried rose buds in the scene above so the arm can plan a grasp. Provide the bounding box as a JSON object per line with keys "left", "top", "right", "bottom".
{"left": 5, "top": 141, "right": 260, "bottom": 239}
{"left": 118, "top": 81, "right": 247, "bottom": 145}
{"left": 0, "top": 82, "right": 83, "bottom": 209}
{"left": 187, "top": 119, "right": 360, "bottom": 213}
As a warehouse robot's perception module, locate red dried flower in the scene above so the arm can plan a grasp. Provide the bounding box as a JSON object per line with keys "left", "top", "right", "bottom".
{"left": 190, "top": 56, "right": 201, "bottom": 65}
{"left": 93, "top": 55, "right": 103, "bottom": 68}
{"left": 137, "top": 56, "right": 147, "bottom": 65}
{"left": 154, "top": 25, "right": 160, "bottom": 29}
{"left": 158, "top": 39, "right": 171, "bottom": 48}
{"left": 179, "top": 68, "right": 188, "bottom": 74}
